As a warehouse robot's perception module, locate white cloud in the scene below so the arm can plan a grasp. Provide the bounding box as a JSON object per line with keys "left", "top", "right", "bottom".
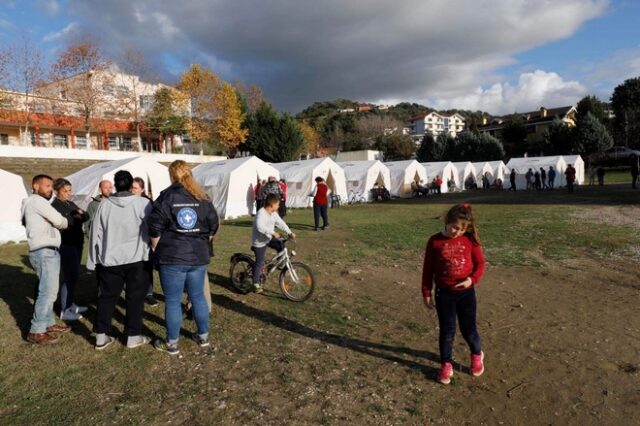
{"left": 43, "top": 22, "right": 79, "bottom": 42}
{"left": 431, "top": 70, "right": 587, "bottom": 115}
{"left": 64, "top": 0, "right": 609, "bottom": 110}
{"left": 37, "top": 0, "right": 59, "bottom": 16}
{"left": 581, "top": 47, "right": 640, "bottom": 100}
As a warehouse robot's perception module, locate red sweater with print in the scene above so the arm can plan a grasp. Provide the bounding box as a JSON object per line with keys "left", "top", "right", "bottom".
{"left": 421, "top": 233, "right": 485, "bottom": 298}
{"left": 313, "top": 183, "right": 329, "bottom": 206}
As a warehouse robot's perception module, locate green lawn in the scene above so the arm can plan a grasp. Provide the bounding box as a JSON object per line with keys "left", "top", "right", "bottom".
{"left": 1, "top": 185, "right": 639, "bottom": 424}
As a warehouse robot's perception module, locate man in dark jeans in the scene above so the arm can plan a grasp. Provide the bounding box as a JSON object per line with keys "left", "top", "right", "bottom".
{"left": 311, "top": 176, "right": 330, "bottom": 231}
{"left": 87, "top": 170, "right": 153, "bottom": 350}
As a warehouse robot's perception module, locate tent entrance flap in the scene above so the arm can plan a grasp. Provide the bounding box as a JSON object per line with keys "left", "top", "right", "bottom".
{"left": 375, "top": 172, "right": 385, "bottom": 187}
{"left": 326, "top": 171, "right": 337, "bottom": 193}
{"left": 413, "top": 171, "right": 421, "bottom": 183}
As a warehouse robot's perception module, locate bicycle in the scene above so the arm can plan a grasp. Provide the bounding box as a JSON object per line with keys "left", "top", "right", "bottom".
{"left": 347, "top": 190, "right": 367, "bottom": 204}
{"left": 229, "top": 238, "right": 316, "bottom": 302}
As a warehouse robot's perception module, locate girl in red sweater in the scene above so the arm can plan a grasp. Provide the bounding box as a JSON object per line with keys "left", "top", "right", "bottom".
{"left": 422, "top": 203, "right": 486, "bottom": 384}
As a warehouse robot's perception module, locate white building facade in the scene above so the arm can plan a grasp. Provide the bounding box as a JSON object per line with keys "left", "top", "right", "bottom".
{"left": 409, "top": 112, "right": 465, "bottom": 138}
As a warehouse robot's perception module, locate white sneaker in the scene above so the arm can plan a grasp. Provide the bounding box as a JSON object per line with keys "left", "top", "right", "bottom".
{"left": 61, "top": 308, "right": 83, "bottom": 321}
{"left": 70, "top": 303, "right": 88, "bottom": 314}
{"left": 126, "top": 335, "right": 151, "bottom": 349}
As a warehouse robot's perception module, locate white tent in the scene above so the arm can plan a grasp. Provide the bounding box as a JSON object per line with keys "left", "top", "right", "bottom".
{"left": 193, "top": 156, "right": 280, "bottom": 219}
{"left": 452, "top": 161, "right": 479, "bottom": 190}
{"left": 488, "top": 160, "right": 510, "bottom": 183}
{"left": 421, "top": 161, "right": 459, "bottom": 193}
{"left": 338, "top": 160, "right": 391, "bottom": 201}
{"left": 384, "top": 160, "right": 427, "bottom": 198}
{"left": 563, "top": 155, "right": 585, "bottom": 184}
{"left": 0, "top": 168, "right": 28, "bottom": 243}
{"left": 506, "top": 156, "right": 567, "bottom": 189}
{"left": 67, "top": 156, "right": 171, "bottom": 209}
{"left": 273, "top": 157, "right": 348, "bottom": 208}
{"left": 472, "top": 162, "right": 494, "bottom": 182}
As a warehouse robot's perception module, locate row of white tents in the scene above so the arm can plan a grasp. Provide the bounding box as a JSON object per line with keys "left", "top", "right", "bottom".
{"left": 0, "top": 154, "right": 585, "bottom": 242}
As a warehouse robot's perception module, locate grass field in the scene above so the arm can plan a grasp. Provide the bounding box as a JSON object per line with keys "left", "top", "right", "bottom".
{"left": 1, "top": 185, "right": 639, "bottom": 425}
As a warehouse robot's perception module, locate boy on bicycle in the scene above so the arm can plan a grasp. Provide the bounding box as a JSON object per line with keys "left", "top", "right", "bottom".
{"left": 252, "top": 194, "right": 296, "bottom": 293}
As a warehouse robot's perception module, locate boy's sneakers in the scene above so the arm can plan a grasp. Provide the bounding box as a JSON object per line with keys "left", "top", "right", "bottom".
{"left": 438, "top": 362, "right": 454, "bottom": 384}
{"left": 253, "top": 283, "right": 263, "bottom": 294}
{"left": 154, "top": 339, "right": 179, "bottom": 355}
{"left": 470, "top": 351, "right": 485, "bottom": 377}
{"left": 95, "top": 336, "right": 115, "bottom": 351}
{"left": 27, "top": 332, "right": 60, "bottom": 345}
{"left": 191, "top": 333, "right": 210, "bottom": 348}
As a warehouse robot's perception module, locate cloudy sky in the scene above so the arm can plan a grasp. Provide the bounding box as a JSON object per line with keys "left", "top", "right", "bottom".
{"left": 1, "top": 0, "right": 640, "bottom": 115}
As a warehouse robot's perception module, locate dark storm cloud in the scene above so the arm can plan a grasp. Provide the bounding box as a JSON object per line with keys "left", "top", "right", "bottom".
{"left": 64, "top": 0, "right": 607, "bottom": 112}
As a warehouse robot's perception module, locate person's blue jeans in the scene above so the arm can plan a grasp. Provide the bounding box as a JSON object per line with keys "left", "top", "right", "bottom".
{"left": 59, "top": 244, "right": 83, "bottom": 311}
{"left": 159, "top": 264, "right": 209, "bottom": 341}
{"left": 435, "top": 286, "right": 481, "bottom": 363}
{"left": 28, "top": 247, "right": 61, "bottom": 333}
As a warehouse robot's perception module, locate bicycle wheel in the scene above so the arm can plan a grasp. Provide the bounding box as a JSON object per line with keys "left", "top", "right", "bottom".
{"left": 279, "top": 262, "right": 315, "bottom": 302}
{"left": 229, "top": 258, "right": 255, "bottom": 294}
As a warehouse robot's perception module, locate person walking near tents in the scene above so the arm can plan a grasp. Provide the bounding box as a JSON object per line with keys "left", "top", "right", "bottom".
{"left": 22, "top": 174, "right": 69, "bottom": 344}
{"left": 149, "top": 161, "right": 219, "bottom": 355}
{"left": 597, "top": 167, "right": 606, "bottom": 186}
{"left": 631, "top": 156, "right": 639, "bottom": 189}
{"left": 534, "top": 170, "right": 541, "bottom": 191}
{"left": 51, "top": 178, "right": 89, "bottom": 321}
{"left": 88, "top": 170, "right": 153, "bottom": 350}
{"left": 255, "top": 179, "right": 265, "bottom": 212}
{"left": 279, "top": 178, "right": 288, "bottom": 217}
{"left": 131, "top": 177, "right": 159, "bottom": 308}
{"left": 548, "top": 166, "right": 556, "bottom": 190}
{"left": 525, "top": 169, "right": 533, "bottom": 190}
{"left": 565, "top": 164, "right": 577, "bottom": 193}
{"left": 540, "top": 167, "right": 548, "bottom": 190}
{"left": 588, "top": 164, "right": 597, "bottom": 186}
{"left": 311, "top": 176, "right": 331, "bottom": 231}
{"left": 509, "top": 169, "right": 516, "bottom": 191}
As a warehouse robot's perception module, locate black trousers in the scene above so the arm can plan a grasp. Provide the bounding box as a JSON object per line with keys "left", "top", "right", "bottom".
{"left": 251, "top": 239, "right": 284, "bottom": 284}
{"left": 435, "top": 286, "right": 481, "bottom": 363}
{"left": 95, "top": 261, "right": 149, "bottom": 336}
{"left": 567, "top": 180, "right": 574, "bottom": 193}
{"left": 278, "top": 202, "right": 287, "bottom": 218}
{"left": 313, "top": 203, "right": 328, "bottom": 229}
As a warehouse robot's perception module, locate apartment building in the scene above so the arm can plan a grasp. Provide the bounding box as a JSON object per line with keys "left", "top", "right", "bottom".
{"left": 408, "top": 112, "right": 466, "bottom": 138}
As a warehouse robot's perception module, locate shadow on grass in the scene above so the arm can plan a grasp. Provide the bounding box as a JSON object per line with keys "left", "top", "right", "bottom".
{"left": 226, "top": 220, "right": 316, "bottom": 231}
{"left": 210, "top": 285, "right": 439, "bottom": 377}
{"left": 383, "top": 184, "right": 640, "bottom": 207}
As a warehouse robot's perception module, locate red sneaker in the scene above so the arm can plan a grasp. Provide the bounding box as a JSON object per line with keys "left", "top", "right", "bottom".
{"left": 471, "top": 351, "right": 485, "bottom": 377}
{"left": 438, "top": 362, "right": 454, "bottom": 384}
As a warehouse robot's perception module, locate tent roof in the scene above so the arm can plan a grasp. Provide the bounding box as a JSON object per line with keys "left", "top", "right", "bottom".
{"left": 384, "top": 159, "right": 420, "bottom": 170}
{"left": 506, "top": 156, "right": 565, "bottom": 173}
{"left": 193, "top": 156, "right": 279, "bottom": 187}
{"left": 273, "top": 157, "right": 334, "bottom": 174}
{"left": 337, "top": 160, "right": 385, "bottom": 175}
{"left": 563, "top": 154, "right": 584, "bottom": 165}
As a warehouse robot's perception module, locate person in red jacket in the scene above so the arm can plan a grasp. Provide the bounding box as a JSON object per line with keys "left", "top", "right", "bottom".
{"left": 311, "top": 176, "right": 331, "bottom": 231}
{"left": 278, "top": 178, "right": 288, "bottom": 218}
{"left": 422, "top": 203, "right": 486, "bottom": 384}
{"left": 565, "top": 164, "right": 576, "bottom": 193}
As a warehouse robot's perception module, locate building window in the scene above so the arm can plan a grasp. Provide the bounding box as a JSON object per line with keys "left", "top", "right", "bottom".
{"left": 75, "top": 135, "right": 87, "bottom": 149}
{"left": 60, "top": 90, "right": 66, "bottom": 99}
{"left": 116, "top": 86, "right": 129, "bottom": 96}
{"left": 122, "top": 137, "right": 132, "bottom": 151}
{"left": 139, "top": 95, "right": 153, "bottom": 110}
{"left": 30, "top": 132, "right": 37, "bottom": 146}
{"left": 102, "top": 84, "right": 115, "bottom": 96}
{"left": 108, "top": 136, "right": 119, "bottom": 149}
{"left": 444, "top": 118, "right": 449, "bottom": 129}
{"left": 53, "top": 134, "right": 68, "bottom": 147}
{"left": 1, "top": 99, "right": 12, "bottom": 108}
{"left": 0, "top": 133, "right": 8, "bottom": 145}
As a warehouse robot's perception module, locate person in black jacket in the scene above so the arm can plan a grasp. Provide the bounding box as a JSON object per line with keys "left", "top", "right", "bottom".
{"left": 148, "top": 160, "right": 219, "bottom": 355}
{"left": 52, "top": 178, "right": 90, "bottom": 321}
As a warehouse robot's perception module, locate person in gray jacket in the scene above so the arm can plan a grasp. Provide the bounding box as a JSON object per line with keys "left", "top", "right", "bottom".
{"left": 22, "top": 174, "right": 69, "bottom": 345}
{"left": 87, "top": 170, "right": 153, "bottom": 350}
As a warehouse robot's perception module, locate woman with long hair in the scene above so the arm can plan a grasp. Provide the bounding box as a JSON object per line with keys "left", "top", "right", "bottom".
{"left": 148, "top": 160, "right": 219, "bottom": 355}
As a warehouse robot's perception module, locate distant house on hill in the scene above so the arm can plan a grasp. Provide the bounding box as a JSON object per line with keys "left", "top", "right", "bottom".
{"left": 478, "top": 106, "right": 577, "bottom": 145}
{"left": 408, "top": 111, "right": 465, "bottom": 139}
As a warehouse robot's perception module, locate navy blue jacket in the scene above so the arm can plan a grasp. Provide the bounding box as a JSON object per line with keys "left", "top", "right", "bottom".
{"left": 148, "top": 182, "right": 219, "bottom": 265}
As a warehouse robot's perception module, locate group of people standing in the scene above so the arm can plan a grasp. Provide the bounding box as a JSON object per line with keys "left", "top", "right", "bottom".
{"left": 508, "top": 164, "right": 577, "bottom": 193}
{"left": 255, "top": 177, "right": 287, "bottom": 218}
{"left": 21, "top": 161, "right": 219, "bottom": 355}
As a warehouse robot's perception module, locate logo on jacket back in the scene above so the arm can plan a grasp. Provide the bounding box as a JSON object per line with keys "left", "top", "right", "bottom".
{"left": 177, "top": 207, "right": 198, "bottom": 229}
